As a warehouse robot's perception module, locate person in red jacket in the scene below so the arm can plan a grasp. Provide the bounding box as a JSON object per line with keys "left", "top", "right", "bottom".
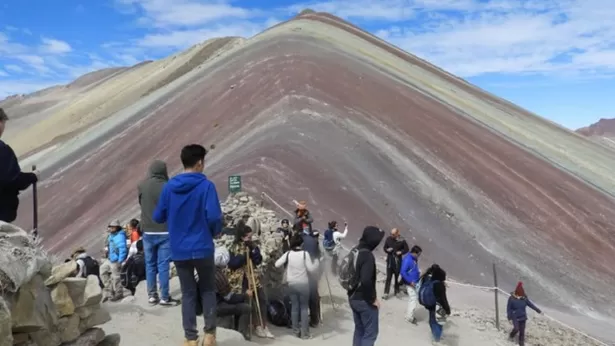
{"left": 0, "top": 108, "right": 39, "bottom": 223}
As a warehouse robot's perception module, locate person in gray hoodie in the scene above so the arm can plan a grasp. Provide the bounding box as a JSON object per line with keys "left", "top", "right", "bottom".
{"left": 138, "top": 160, "right": 178, "bottom": 306}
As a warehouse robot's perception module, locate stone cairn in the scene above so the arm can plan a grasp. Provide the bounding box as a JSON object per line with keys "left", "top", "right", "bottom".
{"left": 0, "top": 222, "right": 118, "bottom": 346}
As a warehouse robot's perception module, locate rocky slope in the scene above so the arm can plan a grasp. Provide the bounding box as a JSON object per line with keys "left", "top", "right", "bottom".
{"left": 576, "top": 118, "right": 615, "bottom": 149}
{"left": 5, "top": 10, "right": 615, "bottom": 344}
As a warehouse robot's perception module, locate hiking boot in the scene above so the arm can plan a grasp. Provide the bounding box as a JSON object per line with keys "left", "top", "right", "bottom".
{"left": 148, "top": 296, "right": 159, "bottom": 305}
{"left": 159, "top": 297, "right": 181, "bottom": 306}
{"left": 183, "top": 339, "right": 198, "bottom": 346}
{"left": 203, "top": 332, "right": 216, "bottom": 346}
{"left": 254, "top": 326, "right": 268, "bottom": 338}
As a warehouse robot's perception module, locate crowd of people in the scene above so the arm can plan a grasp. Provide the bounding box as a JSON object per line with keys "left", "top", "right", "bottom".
{"left": 0, "top": 104, "right": 543, "bottom": 346}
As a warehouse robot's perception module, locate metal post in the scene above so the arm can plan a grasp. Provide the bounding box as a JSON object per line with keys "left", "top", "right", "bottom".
{"left": 493, "top": 263, "right": 500, "bottom": 330}
{"left": 32, "top": 165, "right": 38, "bottom": 239}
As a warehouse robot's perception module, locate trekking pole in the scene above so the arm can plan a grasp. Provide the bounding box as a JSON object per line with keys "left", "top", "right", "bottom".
{"left": 247, "top": 252, "right": 265, "bottom": 329}
{"left": 31, "top": 165, "right": 39, "bottom": 239}
{"left": 323, "top": 266, "right": 337, "bottom": 311}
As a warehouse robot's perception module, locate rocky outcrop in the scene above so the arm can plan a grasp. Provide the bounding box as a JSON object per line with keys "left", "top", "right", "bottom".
{"left": 0, "top": 221, "right": 117, "bottom": 346}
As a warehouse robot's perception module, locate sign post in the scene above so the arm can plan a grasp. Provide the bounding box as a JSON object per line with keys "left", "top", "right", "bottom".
{"left": 228, "top": 175, "right": 242, "bottom": 194}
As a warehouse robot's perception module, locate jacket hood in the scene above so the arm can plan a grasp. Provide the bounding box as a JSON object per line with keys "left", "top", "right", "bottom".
{"left": 148, "top": 160, "right": 169, "bottom": 180}
{"left": 431, "top": 265, "right": 447, "bottom": 281}
{"left": 168, "top": 172, "right": 206, "bottom": 194}
{"left": 358, "top": 226, "right": 384, "bottom": 251}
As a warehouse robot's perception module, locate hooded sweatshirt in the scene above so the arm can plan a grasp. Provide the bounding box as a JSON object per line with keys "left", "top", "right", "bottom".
{"left": 138, "top": 160, "right": 169, "bottom": 234}
{"left": 153, "top": 172, "right": 222, "bottom": 261}
{"left": 349, "top": 226, "right": 384, "bottom": 304}
{"left": 429, "top": 266, "right": 451, "bottom": 314}
{"left": 0, "top": 140, "right": 37, "bottom": 223}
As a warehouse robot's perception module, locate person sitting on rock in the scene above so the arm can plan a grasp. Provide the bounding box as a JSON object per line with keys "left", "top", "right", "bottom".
{"left": 227, "top": 222, "right": 274, "bottom": 339}
{"left": 507, "top": 281, "right": 542, "bottom": 346}
{"left": 213, "top": 246, "right": 251, "bottom": 340}
{"left": 293, "top": 201, "right": 313, "bottom": 233}
{"left": 275, "top": 233, "right": 318, "bottom": 339}
{"left": 277, "top": 219, "right": 291, "bottom": 252}
{"left": 101, "top": 220, "right": 128, "bottom": 302}
{"left": 126, "top": 218, "right": 141, "bottom": 246}
{"left": 71, "top": 247, "right": 104, "bottom": 288}
{"left": 121, "top": 240, "right": 146, "bottom": 296}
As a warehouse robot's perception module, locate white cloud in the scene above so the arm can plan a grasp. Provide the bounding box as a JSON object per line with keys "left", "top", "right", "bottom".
{"left": 40, "top": 37, "right": 72, "bottom": 54}
{"left": 4, "top": 65, "right": 24, "bottom": 73}
{"left": 136, "top": 22, "right": 264, "bottom": 48}
{"left": 0, "top": 80, "right": 64, "bottom": 97}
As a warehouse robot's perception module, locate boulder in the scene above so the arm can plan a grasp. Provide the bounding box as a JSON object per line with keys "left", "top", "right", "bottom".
{"left": 96, "top": 333, "right": 120, "bottom": 346}
{"left": 10, "top": 274, "right": 58, "bottom": 333}
{"left": 44, "top": 261, "right": 77, "bottom": 287}
{"left": 50, "top": 282, "right": 75, "bottom": 317}
{"left": 74, "top": 305, "right": 97, "bottom": 319}
{"left": 218, "top": 327, "right": 246, "bottom": 343}
{"left": 62, "top": 328, "right": 105, "bottom": 346}
{"left": 12, "top": 332, "right": 29, "bottom": 344}
{"left": 78, "top": 306, "right": 110, "bottom": 333}
{"left": 28, "top": 327, "right": 61, "bottom": 346}
{"left": 0, "top": 222, "right": 52, "bottom": 292}
{"left": 58, "top": 314, "right": 80, "bottom": 343}
{"left": 63, "top": 276, "right": 102, "bottom": 308}
{"left": 0, "top": 297, "right": 13, "bottom": 346}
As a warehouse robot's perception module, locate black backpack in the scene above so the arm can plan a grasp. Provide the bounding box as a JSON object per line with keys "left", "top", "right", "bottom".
{"left": 81, "top": 256, "right": 103, "bottom": 288}
{"left": 338, "top": 247, "right": 368, "bottom": 291}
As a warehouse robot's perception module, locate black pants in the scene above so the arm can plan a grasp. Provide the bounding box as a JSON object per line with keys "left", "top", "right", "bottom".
{"left": 175, "top": 257, "right": 216, "bottom": 341}
{"left": 384, "top": 259, "right": 401, "bottom": 295}
{"left": 510, "top": 319, "right": 527, "bottom": 346}
{"left": 308, "top": 278, "right": 320, "bottom": 326}
{"left": 218, "top": 301, "right": 251, "bottom": 340}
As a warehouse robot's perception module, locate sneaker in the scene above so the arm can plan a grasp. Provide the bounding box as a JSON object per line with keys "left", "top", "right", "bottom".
{"left": 159, "top": 297, "right": 181, "bottom": 306}
{"left": 254, "top": 326, "right": 267, "bottom": 338}
{"left": 382, "top": 294, "right": 389, "bottom": 300}
{"left": 406, "top": 317, "right": 418, "bottom": 325}
{"left": 148, "top": 296, "right": 159, "bottom": 305}
{"left": 300, "top": 333, "right": 312, "bottom": 340}
{"left": 263, "top": 327, "right": 274, "bottom": 339}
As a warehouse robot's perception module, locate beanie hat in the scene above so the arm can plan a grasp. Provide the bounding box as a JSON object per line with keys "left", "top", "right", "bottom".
{"left": 215, "top": 246, "right": 230, "bottom": 267}
{"left": 514, "top": 281, "right": 526, "bottom": 297}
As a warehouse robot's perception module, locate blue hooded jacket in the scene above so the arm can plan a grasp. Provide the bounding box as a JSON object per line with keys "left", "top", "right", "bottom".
{"left": 400, "top": 253, "right": 420, "bottom": 285}
{"left": 153, "top": 172, "right": 222, "bottom": 261}
{"left": 107, "top": 230, "right": 128, "bottom": 263}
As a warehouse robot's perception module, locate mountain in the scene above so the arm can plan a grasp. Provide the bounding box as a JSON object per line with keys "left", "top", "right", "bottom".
{"left": 5, "top": 11, "right": 615, "bottom": 341}
{"left": 576, "top": 118, "right": 615, "bottom": 150}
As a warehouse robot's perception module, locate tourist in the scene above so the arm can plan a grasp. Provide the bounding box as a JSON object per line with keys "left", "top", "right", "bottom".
{"left": 400, "top": 245, "right": 422, "bottom": 324}
{"left": 120, "top": 240, "right": 146, "bottom": 296}
{"left": 382, "top": 228, "right": 409, "bottom": 299}
{"left": 323, "top": 221, "right": 348, "bottom": 274}
{"left": 507, "top": 282, "right": 542, "bottom": 346}
{"left": 418, "top": 264, "right": 451, "bottom": 343}
{"left": 153, "top": 144, "right": 222, "bottom": 346}
{"left": 213, "top": 246, "right": 251, "bottom": 340}
{"left": 138, "top": 159, "right": 178, "bottom": 306}
{"left": 126, "top": 218, "right": 141, "bottom": 246}
{"left": 276, "top": 219, "right": 291, "bottom": 252}
{"left": 300, "top": 224, "right": 321, "bottom": 327}
{"left": 275, "top": 234, "right": 318, "bottom": 339}
{"left": 101, "top": 220, "right": 128, "bottom": 302}
{"left": 0, "top": 107, "right": 39, "bottom": 223}
{"left": 227, "top": 223, "right": 274, "bottom": 339}
{"left": 71, "top": 247, "right": 104, "bottom": 288}
{"left": 293, "top": 201, "right": 313, "bottom": 233}
{"left": 348, "top": 226, "right": 384, "bottom": 346}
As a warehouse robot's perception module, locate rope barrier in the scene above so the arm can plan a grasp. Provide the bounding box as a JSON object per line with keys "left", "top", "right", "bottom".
{"left": 258, "top": 191, "right": 610, "bottom": 346}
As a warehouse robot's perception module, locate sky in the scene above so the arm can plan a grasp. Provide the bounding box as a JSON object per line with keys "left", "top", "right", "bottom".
{"left": 1, "top": 0, "right": 614, "bottom": 130}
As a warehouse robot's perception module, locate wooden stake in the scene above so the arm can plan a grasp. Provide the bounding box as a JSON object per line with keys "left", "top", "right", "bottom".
{"left": 493, "top": 263, "right": 500, "bottom": 330}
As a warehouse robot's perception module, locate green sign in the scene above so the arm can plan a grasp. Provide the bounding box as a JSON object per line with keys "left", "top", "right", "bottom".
{"left": 228, "top": 175, "right": 242, "bottom": 193}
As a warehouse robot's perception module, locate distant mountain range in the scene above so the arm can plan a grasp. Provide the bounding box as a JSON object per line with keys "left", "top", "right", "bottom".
{"left": 576, "top": 118, "right": 615, "bottom": 137}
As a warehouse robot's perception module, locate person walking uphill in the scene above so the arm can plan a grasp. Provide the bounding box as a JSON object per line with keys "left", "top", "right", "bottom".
{"left": 153, "top": 144, "right": 223, "bottom": 346}
{"left": 138, "top": 159, "right": 178, "bottom": 306}
{"left": 0, "top": 108, "right": 39, "bottom": 223}
{"left": 400, "top": 245, "right": 422, "bottom": 324}
{"left": 507, "top": 282, "right": 542, "bottom": 346}
{"left": 101, "top": 220, "right": 128, "bottom": 302}
{"left": 418, "top": 264, "right": 451, "bottom": 343}
{"left": 348, "top": 226, "right": 385, "bottom": 346}
{"left": 382, "top": 228, "right": 409, "bottom": 299}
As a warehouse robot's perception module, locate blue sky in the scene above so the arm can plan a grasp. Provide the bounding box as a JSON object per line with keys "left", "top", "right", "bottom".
{"left": 1, "top": 0, "right": 614, "bottom": 130}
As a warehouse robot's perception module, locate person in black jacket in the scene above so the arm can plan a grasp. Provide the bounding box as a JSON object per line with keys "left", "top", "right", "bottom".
{"left": 0, "top": 108, "right": 38, "bottom": 223}
{"left": 419, "top": 264, "right": 451, "bottom": 342}
{"left": 382, "top": 228, "right": 409, "bottom": 299}
{"left": 300, "top": 226, "right": 321, "bottom": 327}
{"left": 348, "top": 226, "right": 385, "bottom": 346}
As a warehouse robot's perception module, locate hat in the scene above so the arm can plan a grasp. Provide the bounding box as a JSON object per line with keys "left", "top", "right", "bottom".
{"left": 514, "top": 282, "right": 526, "bottom": 297}
{"left": 108, "top": 220, "right": 121, "bottom": 227}
{"left": 71, "top": 247, "right": 85, "bottom": 257}
{"left": 296, "top": 200, "right": 307, "bottom": 210}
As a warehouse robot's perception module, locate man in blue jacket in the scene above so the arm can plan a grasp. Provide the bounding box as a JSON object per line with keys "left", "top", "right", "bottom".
{"left": 400, "top": 245, "right": 422, "bottom": 324}
{"left": 101, "top": 220, "right": 128, "bottom": 302}
{"left": 153, "top": 144, "right": 222, "bottom": 346}
{"left": 0, "top": 108, "right": 39, "bottom": 223}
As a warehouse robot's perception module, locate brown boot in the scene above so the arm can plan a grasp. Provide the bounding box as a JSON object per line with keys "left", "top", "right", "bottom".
{"left": 203, "top": 332, "right": 216, "bottom": 346}
{"left": 183, "top": 339, "right": 198, "bottom": 346}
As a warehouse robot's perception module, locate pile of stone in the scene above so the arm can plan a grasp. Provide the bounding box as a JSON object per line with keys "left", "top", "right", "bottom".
{"left": 0, "top": 221, "right": 118, "bottom": 346}
{"left": 216, "top": 192, "right": 286, "bottom": 296}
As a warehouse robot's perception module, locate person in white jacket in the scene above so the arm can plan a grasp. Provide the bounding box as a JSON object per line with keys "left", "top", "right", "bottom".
{"left": 275, "top": 234, "right": 318, "bottom": 339}
{"left": 323, "top": 221, "right": 348, "bottom": 274}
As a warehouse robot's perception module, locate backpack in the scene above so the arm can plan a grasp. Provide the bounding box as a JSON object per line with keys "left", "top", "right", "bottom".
{"left": 418, "top": 278, "right": 440, "bottom": 307}
{"left": 323, "top": 229, "right": 335, "bottom": 250}
{"left": 338, "top": 247, "right": 368, "bottom": 291}
{"left": 267, "top": 299, "right": 290, "bottom": 327}
{"left": 81, "top": 256, "right": 104, "bottom": 289}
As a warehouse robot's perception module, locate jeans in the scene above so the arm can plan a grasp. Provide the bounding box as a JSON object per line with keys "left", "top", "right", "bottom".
{"left": 288, "top": 284, "right": 310, "bottom": 336}
{"left": 510, "top": 319, "right": 527, "bottom": 346}
{"left": 142, "top": 233, "right": 171, "bottom": 300}
{"left": 406, "top": 285, "right": 418, "bottom": 320}
{"left": 349, "top": 299, "right": 379, "bottom": 346}
{"left": 428, "top": 307, "right": 443, "bottom": 341}
{"left": 176, "top": 257, "right": 216, "bottom": 341}
{"left": 217, "top": 301, "right": 251, "bottom": 340}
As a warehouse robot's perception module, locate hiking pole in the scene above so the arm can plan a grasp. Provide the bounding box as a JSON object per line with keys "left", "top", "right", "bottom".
{"left": 247, "top": 251, "right": 265, "bottom": 329}
{"left": 31, "top": 165, "right": 39, "bottom": 239}
{"left": 323, "top": 266, "right": 337, "bottom": 312}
